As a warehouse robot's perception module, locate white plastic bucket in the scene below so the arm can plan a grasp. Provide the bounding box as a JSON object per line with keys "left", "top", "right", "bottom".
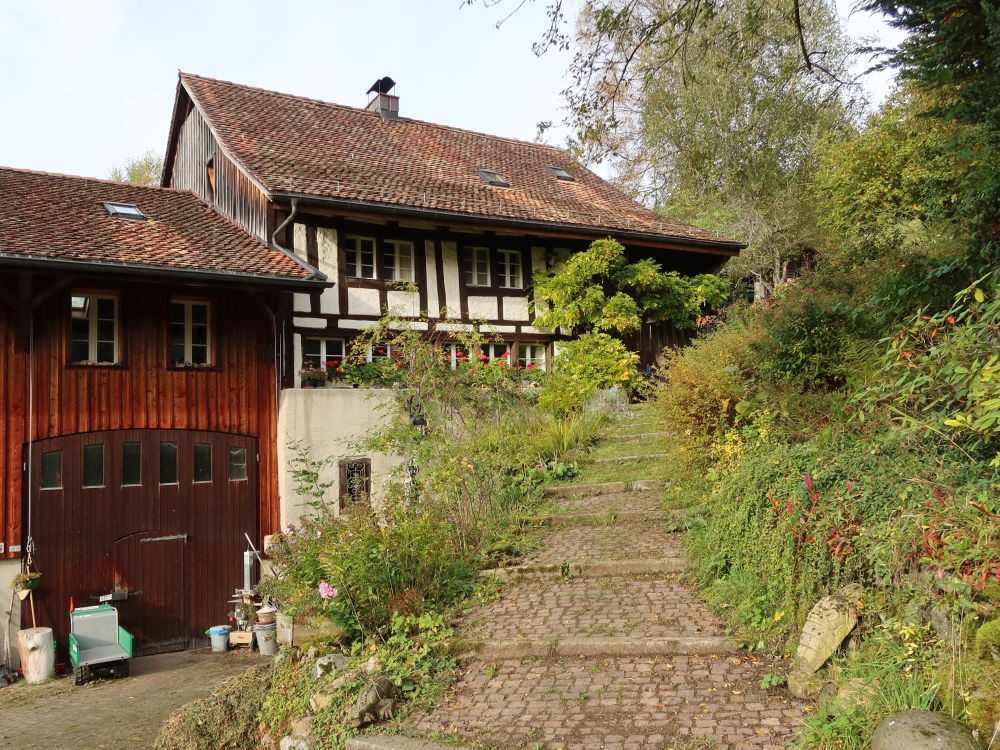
{"left": 254, "top": 623, "right": 278, "bottom": 656}
{"left": 206, "top": 625, "right": 231, "bottom": 653}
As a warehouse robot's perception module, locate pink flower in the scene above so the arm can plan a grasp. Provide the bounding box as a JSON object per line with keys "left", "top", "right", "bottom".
{"left": 803, "top": 473, "right": 812, "bottom": 492}
{"left": 318, "top": 581, "right": 338, "bottom": 600}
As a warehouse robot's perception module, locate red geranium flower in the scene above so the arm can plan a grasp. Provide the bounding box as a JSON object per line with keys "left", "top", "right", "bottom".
{"left": 526, "top": 363, "right": 536, "bottom": 370}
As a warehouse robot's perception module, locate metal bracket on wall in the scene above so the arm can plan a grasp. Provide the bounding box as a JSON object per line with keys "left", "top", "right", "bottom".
{"left": 139, "top": 533, "right": 189, "bottom": 544}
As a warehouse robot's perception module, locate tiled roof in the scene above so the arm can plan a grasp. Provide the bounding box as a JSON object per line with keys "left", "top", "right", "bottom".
{"left": 0, "top": 167, "right": 322, "bottom": 285}
{"left": 176, "top": 73, "right": 740, "bottom": 249}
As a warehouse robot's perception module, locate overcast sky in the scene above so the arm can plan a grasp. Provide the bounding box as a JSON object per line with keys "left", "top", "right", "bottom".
{"left": 0, "top": 0, "right": 906, "bottom": 181}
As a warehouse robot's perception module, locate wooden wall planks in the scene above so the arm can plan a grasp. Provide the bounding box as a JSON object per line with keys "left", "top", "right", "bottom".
{"left": 0, "top": 276, "right": 282, "bottom": 560}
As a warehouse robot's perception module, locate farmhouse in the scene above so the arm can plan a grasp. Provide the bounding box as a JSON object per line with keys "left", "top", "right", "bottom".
{"left": 2, "top": 73, "right": 740, "bottom": 659}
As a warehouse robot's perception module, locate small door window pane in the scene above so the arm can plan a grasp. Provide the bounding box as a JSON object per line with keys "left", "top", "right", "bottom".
{"left": 40, "top": 450, "right": 62, "bottom": 489}
{"left": 194, "top": 443, "right": 212, "bottom": 482}
{"left": 122, "top": 442, "right": 141, "bottom": 486}
{"left": 228, "top": 447, "right": 248, "bottom": 481}
{"left": 83, "top": 444, "right": 104, "bottom": 487}
{"left": 160, "top": 442, "right": 178, "bottom": 485}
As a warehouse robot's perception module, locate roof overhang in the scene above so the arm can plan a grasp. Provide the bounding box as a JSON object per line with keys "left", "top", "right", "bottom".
{"left": 270, "top": 191, "right": 746, "bottom": 256}
{"left": 0, "top": 253, "right": 332, "bottom": 291}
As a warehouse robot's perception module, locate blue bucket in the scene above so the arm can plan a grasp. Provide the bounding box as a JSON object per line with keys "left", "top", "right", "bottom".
{"left": 206, "top": 625, "right": 232, "bottom": 653}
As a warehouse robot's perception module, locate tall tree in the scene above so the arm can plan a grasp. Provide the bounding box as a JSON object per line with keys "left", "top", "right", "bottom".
{"left": 859, "top": 0, "right": 1000, "bottom": 262}
{"left": 108, "top": 149, "right": 163, "bottom": 187}
{"left": 585, "top": 1, "right": 859, "bottom": 297}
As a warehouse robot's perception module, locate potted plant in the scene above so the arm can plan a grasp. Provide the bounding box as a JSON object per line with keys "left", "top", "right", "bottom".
{"left": 298, "top": 360, "right": 327, "bottom": 388}
{"left": 325, "top": 359, "right": 351, "bottom": 387}
{"left": 12, "top": 571, "right": 41, "bottom": 592}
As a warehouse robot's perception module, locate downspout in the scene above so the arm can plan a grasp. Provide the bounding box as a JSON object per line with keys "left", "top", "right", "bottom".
{"left": 270, "top": 198, "right": 300, "bottom": 257}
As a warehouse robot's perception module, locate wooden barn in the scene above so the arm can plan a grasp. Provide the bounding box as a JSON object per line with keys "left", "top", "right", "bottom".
{"left": 0, "top": 167, "right": 326, "bottom": 657}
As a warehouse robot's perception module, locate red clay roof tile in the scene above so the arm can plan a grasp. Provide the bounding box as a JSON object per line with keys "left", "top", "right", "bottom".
{"left": 0, "top": 167, "right": 320, "bottom": 284}
{"left": 178, "top": 73, "right": 740, "bottom": 249}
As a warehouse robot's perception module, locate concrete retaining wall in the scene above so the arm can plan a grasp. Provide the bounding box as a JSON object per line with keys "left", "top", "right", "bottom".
{"left": 276, "top": 387, "right": 400, "bottom": 530}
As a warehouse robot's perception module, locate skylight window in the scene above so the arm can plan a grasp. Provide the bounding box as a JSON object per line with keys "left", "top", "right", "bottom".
{"left": 104, "top": 202, "right": 146, "bottom": 220}
{"left": 545, "top": 165, "right": 575, "bottom": 182}
{"left": 476, "top": 168, "right": 510, "bottom": 188}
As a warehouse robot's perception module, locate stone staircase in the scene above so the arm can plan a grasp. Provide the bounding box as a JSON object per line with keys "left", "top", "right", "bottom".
{"left": 354, "top": 406, "right": 806, "bottom": 750}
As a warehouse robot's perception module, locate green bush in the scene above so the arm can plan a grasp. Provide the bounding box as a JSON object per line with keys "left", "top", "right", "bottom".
{"left": 538, "top": 332, "right": 644, "bottom": 416}
{"left": 856, "top": 279, "right": 1000, "bottom": 466}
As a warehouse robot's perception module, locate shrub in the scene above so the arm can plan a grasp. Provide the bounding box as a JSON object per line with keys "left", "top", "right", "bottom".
{"left": 539, "top": 332, "right": 644, "bottom": 416}
{"left": 656, "top": 308, "right": 756, "bottom": 452}
{"left": 856, "top": 279, "right": 1000, "bottom": 466}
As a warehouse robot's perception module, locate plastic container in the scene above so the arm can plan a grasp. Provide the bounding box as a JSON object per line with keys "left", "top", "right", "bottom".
{"left": 206, "top": 625, "right": 232, "bottom": 653}
{"left": 253, "top": 622, "right": 278, "bottom": 656}
{"left": 256, "top": 606, "right": 276, "bottom": 625}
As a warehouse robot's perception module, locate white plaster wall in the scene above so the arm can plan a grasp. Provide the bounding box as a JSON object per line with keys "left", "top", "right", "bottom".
{"left": 317, "top": 228, "right": 340, "bottom": 315}
{"left": 386, "top": 290, "right": 420, "bottom": 317}
{"left": 435, "top": 322, "right": 474, "bottom": 333}
{"left": 440, "top": 241, "right": 461, "bottom": 318}
{"left": 1, "top": 558, "right": 21, "bottom": 668}
{"left": 481, "top": 324, "right": 516, "bottom": 334}
{"left": 293, "top": 223, "right": 308, "bottom": 258}
{"left": 338, "top": 319, "right": 381, "bottom": 331}
{"left": 293, "top": 293, "right": 311, "bottom": 313}
{"left": 347, "top": 287, "right": 381, "bottom": 317}
{"left": 277, "top": 389, "right": 401, "bottom": 529}
{"left": 521, "top": 325, "right": 553, "bottom": 336}
{"left": 467, "top": 296, "right": 498, "bottom": 321}
{"left": 424, "top": 240, "right": 440, "bottom": 317}
{"left": 294, "top": 317, "right": 326, "bottom": 329}
{"left": 502, "top": 296, "right": 530, "bottom": 322}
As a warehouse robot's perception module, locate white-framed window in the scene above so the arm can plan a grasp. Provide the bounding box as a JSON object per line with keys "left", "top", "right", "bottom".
{"left": 69, "top": 293, "right": 119, "bottom": 364}
{"left": 345, "top": 235, "right": 376, "bottom": 279}
{"left": 518, "top": 343, "right": 547, "bottom": 369}
{"left": 368, "top": 343, "right": 392, "bottom": 361}
{"left": 479, "top": 342, "right": 510, "bottom": 362}
{"left": 463, "top": 246, "right": 491, "bottom": 287}
{"left": 383, "top": 239, "right": 414, "bottom": 282}
{"left": 169, "top": 300, "right": 211, "bottom": 366}
{"left": 303, "top": 337, "right": 345, "bottom": 369}
{"left": 497, "top": 248, "right": 523, "bottom": 289}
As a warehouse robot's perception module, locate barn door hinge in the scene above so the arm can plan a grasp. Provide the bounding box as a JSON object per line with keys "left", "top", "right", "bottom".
{"left": 140, "top": 533, "right": 189, "bottom": 543}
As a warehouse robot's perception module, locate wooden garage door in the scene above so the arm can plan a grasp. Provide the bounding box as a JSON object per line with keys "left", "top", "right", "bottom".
{"left": 25, "top": 429, "right": 258, "bottom": 657}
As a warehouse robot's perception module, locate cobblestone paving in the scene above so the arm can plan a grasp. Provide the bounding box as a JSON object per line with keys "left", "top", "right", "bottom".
{"left": 415, "top": 653, "right": 806, "bottom": 749}
{"left": 554, "top": 491, "right": 666, "bottom": 516}
{"left": 531, "top": 520, "right": 685, "bottom": 564}
{"left": 460, "top": 575, "right": 726, "bottom": 640}
{"left": 409, "top": 411, "right": 806, "bottom": 748}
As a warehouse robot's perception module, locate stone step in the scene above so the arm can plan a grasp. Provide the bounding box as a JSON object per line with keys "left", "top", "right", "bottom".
{"left": 616, "top": 431, "right": 673, "bottom": 443}
{"left": 456, "top": 635, "right": 737, "bottom": 660}
{"left": 553, "top": 491, "right": 667, "bottom": 516}
{"left": 525, "top": 518, "right": 685, "bottom": 563}
{"left": 589, "top": 452, "right": 668, "bottom": 464}
{"left": 464, "top": 572, "right": 722, "bottom": 646}
{"left": 544, "top": 479, "right": 668, "bottom": 499}
{"left": 347, "top": 738, "right": 458, "bottom": 750}
{"left": 534, "top": 509, "right": 683, "bottom": 527}
{"left": 481, "top": 558, "right": 685, "bottom": 580}
{"left": 412, "top": 653, "right": 807, "bottom": 749}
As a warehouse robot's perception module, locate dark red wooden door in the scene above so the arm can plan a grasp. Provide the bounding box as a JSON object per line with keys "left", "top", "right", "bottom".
{"left": 113, "top": 531, "right": 187, "bottom": 655}
{"left": 26, "top": 429, "right": 258, "bottom": 657}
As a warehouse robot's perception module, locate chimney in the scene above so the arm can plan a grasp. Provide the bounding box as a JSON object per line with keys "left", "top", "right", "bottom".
{"left": 366, "top": 76, "right": 399, "bottom": 120}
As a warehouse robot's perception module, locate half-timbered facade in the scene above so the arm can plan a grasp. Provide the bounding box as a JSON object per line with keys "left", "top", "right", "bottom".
{"left": 0, "top": 167, "right": 326, "bottom": 656}
{"left": 162, "top": 73, "right": 743, "bottom": 376}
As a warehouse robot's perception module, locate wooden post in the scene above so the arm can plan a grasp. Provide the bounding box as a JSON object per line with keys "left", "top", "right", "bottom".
{"left": 16, "top": 627, "right": 54, "bottom": 684}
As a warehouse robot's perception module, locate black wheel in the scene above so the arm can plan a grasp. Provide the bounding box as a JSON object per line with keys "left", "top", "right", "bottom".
{"left": 73, "top": 666, "right": 85, "bottom": 686}
{"left": 116, "top": 661, "right": 130, "bottom": 679}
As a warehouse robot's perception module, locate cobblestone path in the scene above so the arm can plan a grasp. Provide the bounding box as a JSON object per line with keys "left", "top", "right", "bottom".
{"left": 412, "top": 406, "right": 808, "bottom": 749}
